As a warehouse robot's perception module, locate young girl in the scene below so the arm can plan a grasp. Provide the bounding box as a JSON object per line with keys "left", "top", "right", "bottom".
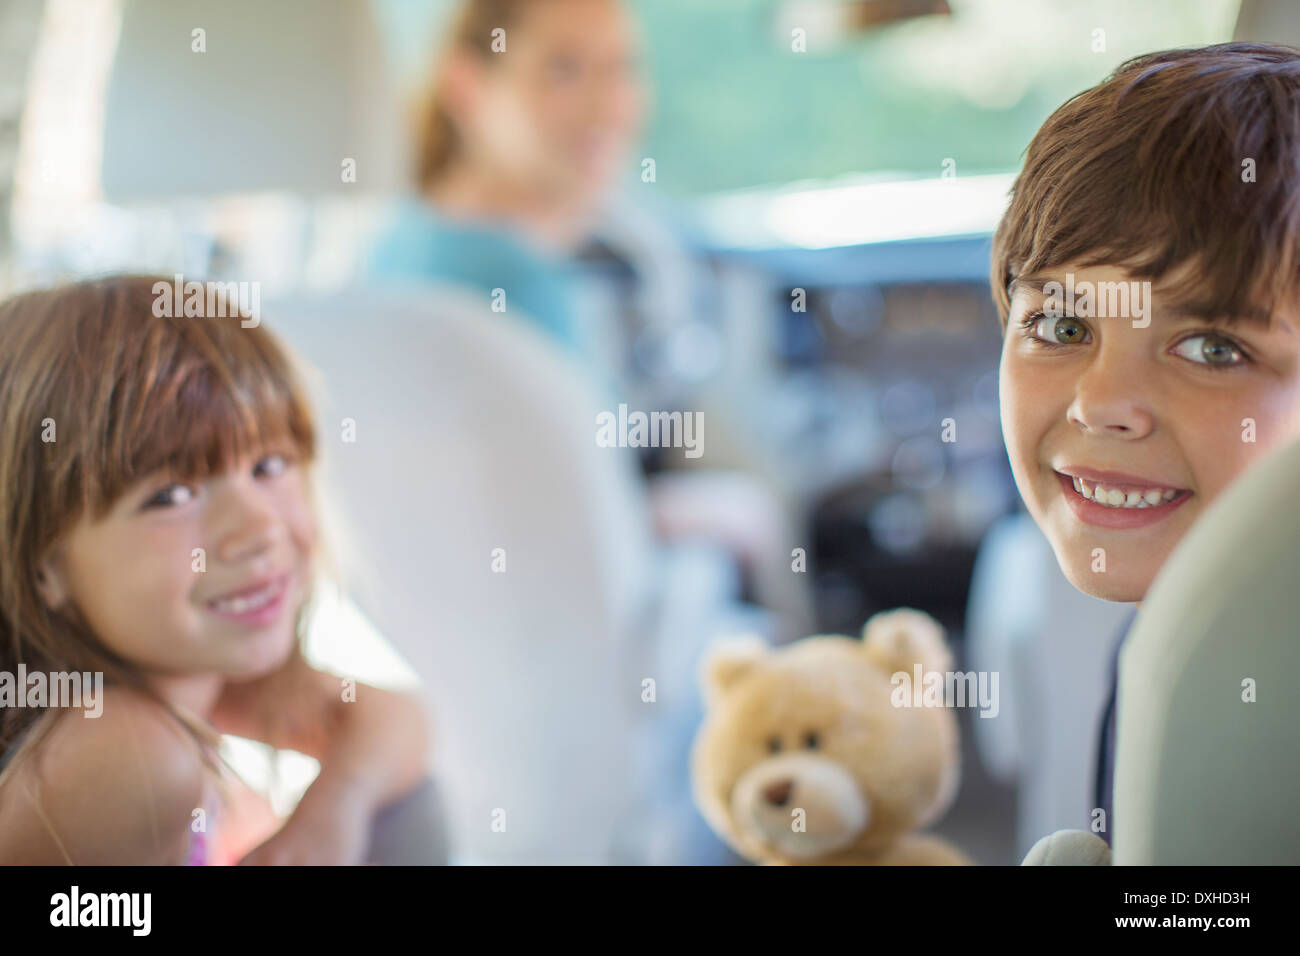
{"left": 0, "top": 275, "right": 429, "bottom": 864}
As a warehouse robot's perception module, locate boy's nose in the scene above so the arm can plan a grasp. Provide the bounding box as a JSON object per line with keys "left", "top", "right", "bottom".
{"left": 1068, "top": 407, "right": 1152, "bottom": 437}
{"left": 1067, "top": 362, "right": 1155, "bottom": 438}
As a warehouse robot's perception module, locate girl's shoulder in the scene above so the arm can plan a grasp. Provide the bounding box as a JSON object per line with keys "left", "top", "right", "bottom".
{"left": 0, "top": 686, "right": 209, "bottom": 864}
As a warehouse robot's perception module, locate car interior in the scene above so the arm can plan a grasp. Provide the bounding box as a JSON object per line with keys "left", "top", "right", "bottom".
{"left": 0, "top": 0, "right": 1295, "bottom": 871}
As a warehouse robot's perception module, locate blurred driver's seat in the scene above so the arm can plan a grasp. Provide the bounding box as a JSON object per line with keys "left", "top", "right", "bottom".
{"left": 1114, "top": 433, "right": 1300, "bottom": 864}
{"left": 266, "top": 285, "right": 755, "bottom": 864}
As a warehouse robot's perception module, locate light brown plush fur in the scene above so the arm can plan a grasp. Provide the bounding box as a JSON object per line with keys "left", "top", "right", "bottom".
{"left": 691, "top": 608, "right": 972, "bottom": 865}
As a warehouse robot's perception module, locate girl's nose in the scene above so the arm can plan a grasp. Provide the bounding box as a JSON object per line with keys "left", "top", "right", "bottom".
{"left": 214, "top": 489, "right": 283, "bottom": 564}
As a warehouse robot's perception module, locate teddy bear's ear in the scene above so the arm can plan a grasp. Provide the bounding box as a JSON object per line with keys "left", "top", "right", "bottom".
{"left": 861, "top": 607, "right": 952, "bottom": 675}
{"left": 699, "top": 636, "right": 768, "bottom": 706}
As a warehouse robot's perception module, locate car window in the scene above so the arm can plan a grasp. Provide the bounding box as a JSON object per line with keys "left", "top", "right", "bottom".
{"left": 633, "top": 0, "right": 1240, "bottom": 194}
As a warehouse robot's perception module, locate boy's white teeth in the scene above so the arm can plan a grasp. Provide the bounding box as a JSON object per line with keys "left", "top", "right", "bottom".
{"left": 211, "top": 579, "right": 282, "bottom": 613}
{"left": 1071, "top": 475, "right": 1179, "bottom": 508}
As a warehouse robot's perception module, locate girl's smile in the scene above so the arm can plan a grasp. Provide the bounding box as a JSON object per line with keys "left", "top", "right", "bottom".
{"left": 204, "top": 571, "right": 296, "bottom": 628}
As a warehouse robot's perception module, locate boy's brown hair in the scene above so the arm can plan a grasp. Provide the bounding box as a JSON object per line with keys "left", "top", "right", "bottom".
{"left": 992, "top": 42, "right": 1300, "bottom": 331}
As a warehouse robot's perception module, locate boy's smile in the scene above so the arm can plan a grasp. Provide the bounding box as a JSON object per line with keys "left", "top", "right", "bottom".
{"left": 999, "top": 259, "right": 1300, "bottom": 603}
{"left": 1051, "top": 467, "right": 1193, "bottom": 531}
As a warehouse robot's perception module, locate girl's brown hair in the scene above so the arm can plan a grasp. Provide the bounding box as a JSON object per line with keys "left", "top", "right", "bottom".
{"left": 0, "top": 275, "right": 319, "bottom": 810}
{"left": 412, "top": 0, "right": 542, "bottom": 190}
{"left": 992, "top": 42, "right": 1300, "bottom": 330}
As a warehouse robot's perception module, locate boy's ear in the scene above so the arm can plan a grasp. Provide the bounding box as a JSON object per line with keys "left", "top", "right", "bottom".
{"left": 35, "top": 549, "right": 69, "bottom": 611}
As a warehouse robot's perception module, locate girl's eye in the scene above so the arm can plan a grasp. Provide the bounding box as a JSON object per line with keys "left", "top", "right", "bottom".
{"left": 254, "top": 453, "right": 289, "bottom": 479}
{"left": 1020, "top": 311, "right": 1091, "bottom": 346}
{"left": 1171, "top": 333, "right": 1249, "bottom": 369}
{"left": 142, "top": 483, "right": 195, "bottom": 509}
{"left": 803, "top": 731, "right": 820, "bottom": 750}
{"left": 766, "top": 735, "right": 782, "bottom": 754}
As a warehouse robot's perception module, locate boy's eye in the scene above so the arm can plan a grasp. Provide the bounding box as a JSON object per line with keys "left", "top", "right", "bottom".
{"left": 1022, "top": 311, "right": 1090, "bottom": 346}
{"left": 766, "top": 734, "right": 782, "bottom": 754}
{"left": 1171, "top": 333, "right": 1247, "bottom": 369}
{"left": 142, "top": 483, "right": 195, "bottom": 509}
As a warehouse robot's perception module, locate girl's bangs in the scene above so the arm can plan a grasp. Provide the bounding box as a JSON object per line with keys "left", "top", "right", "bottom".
{"left": 88, "top": 316, "right": 318, "bottom": 515}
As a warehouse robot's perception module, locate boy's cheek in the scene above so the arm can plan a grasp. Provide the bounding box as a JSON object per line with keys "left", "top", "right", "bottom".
{"left": 997, "top": 370, "right": 1039, "bottom": 469}
{"left": 1196, "top": 391, "right": 1300, "bottom": 500}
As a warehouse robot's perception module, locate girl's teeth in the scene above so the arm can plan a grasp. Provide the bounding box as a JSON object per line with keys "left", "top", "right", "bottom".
{"left": 1069, "top": 475, "right": 1181, "bottom": 509}
{"left": 212, "top": 581, "right": 279, "bottom": 613}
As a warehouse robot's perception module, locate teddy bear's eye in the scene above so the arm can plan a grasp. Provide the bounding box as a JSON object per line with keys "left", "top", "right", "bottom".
{"left": 804, "top": 731, "right": 820, "bottom": 750}
{"left": 766, "top": 734, "right": 782, "bottom": 754}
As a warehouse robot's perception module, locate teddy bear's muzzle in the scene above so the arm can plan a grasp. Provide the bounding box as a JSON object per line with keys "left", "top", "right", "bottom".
{"left": 730, "top": 753, "right": 870, "bottom": 860}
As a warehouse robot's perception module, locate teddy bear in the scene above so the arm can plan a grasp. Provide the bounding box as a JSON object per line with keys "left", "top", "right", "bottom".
{"left": 690, "top": 608, "right": 973, "bottom": 865}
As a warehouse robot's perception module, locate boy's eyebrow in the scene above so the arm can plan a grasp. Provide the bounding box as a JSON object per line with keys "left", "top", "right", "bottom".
{"left": 1163, "top": 298, "right": 1275, "bottom": 329}
{"left": 1006, "top": 272, "right": 1061, "bottom": 299}
{"left": 1007, "top": 273, "right": 1276, "bottom": 329}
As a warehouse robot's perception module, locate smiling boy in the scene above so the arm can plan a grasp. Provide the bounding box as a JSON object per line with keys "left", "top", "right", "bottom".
{"left": 990, "top": 42, "right": 1300, "bottom": 846}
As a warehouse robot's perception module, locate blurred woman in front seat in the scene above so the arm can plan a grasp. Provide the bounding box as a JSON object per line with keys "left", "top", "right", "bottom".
{"left": 369, "top": 0, "right": 815, "bottom": 648}
{"left": 366, "top": 0, "right": 648, "bottom": 363}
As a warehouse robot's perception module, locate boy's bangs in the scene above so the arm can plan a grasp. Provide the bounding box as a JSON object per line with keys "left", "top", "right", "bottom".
{"left": 994, "top": 43, "right": 1300, "bottom": 331}
{"left": 1010, "top": 179, "right": 1292, "bottom": 331}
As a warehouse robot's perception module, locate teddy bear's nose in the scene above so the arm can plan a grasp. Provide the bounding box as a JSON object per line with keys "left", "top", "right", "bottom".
{"left": 763, "top": 779, "right": 794, "bottom": 806}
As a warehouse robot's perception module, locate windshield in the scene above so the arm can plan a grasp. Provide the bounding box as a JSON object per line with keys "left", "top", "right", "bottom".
{"left": 633, "top": 0, "right": 1241, "bottom": 194}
